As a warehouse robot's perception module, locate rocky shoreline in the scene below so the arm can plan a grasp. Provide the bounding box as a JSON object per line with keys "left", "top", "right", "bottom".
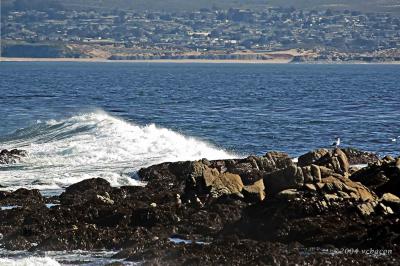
{"left": 0, "top": 147, "right": 399, "bottom": 265}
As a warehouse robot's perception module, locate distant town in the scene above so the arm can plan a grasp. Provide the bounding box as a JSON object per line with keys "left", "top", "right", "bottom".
{"left": 1, "top": 6, "right": 400, "bottom": 62}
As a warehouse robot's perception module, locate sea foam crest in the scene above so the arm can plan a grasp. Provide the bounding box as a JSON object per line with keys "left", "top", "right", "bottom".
{"left": 0, "top": 257, "right": 60, "bottom": 266}
{"left": 0, "top": 111, "right": 235, "bottom": 192}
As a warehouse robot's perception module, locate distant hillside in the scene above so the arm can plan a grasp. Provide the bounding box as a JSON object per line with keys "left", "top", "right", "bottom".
{"left": 3, "top": 0, "right": 400, "bottom": 14}
{"left": 61, "top": 1, "right": 400, "bottom": 13}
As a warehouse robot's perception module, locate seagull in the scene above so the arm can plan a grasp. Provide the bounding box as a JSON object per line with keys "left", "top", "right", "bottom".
{"left": 331, "top": 137, "right": 341, "bottom": 147}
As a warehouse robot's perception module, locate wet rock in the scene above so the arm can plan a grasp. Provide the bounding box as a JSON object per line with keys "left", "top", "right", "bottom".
{"left": 59, "top": 178, "right": 113, "bottom": 205}
{"left": 0, "top": 188, "right": 44, "bottom": 206}
{"left": 0, "top": 149, "right": 27, "bottom": 164}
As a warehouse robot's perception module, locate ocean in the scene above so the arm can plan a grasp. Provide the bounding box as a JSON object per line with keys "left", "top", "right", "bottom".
{"left": 0, "top": 62, "right": 400, "bottom": 264}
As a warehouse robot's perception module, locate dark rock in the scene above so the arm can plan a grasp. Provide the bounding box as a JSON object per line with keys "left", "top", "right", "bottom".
{"left": 341, "top": 148, "right": 380, "bottom": 165}
{"left": 0, "top": 149, "right": 27, "bottom": 164}
{"left": 59, "top": 178, "right": 113, "bottom": 205}
{"left": 350, "top": 158, "right": 400, "bottom": 197}
{"left": 119, "top": 239, "right": 399, "bottom": 265}
{"left": 0, "top": 149, "right": 399, "bottom": 265}
{"left": 0, "top": 188, "right": 44, "bottom": 206}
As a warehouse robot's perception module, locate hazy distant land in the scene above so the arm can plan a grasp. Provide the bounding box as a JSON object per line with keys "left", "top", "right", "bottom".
{"left": 1, "top": 0, "right": 400, "bottom": 63}
{"left": 3, "top": 0, "right": 400, "bottom": 13}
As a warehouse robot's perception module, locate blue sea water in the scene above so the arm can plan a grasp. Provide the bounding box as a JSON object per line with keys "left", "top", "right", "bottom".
{"left": 1, "top": 62, "right": 399, "bottom": 154}
{"left": 0, "top": 61, "right": 400, "bottom": 264}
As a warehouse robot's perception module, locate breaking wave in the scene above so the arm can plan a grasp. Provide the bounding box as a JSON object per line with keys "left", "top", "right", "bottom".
{"left": 0, "top": 111, "right": 235, "bottom": 193}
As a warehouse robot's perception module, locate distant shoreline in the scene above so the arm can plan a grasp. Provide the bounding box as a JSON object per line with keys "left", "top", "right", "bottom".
{"left": 0, "top": 57, "right": 291, "bottom": 64}
{"left": 1, "top": 57, "right": 400, "bottom": 64}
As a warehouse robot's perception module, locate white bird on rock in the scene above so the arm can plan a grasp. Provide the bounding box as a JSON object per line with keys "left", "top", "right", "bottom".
{"left": 331, "top": 137, "right": 340, "bottom": 148}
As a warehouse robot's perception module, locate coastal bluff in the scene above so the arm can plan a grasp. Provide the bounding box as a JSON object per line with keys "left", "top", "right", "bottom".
{"left": 0, "top": 147, "right": 399, "bottom": 264}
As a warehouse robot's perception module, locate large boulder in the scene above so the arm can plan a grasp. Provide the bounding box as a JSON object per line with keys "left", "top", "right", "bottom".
{"left": 59, "top": 178, "right": 113, "bottom": 205}
{"left": 138, "top": 160, "right": 193, "bottom": 191}
{"left": 298, "top": 148, "right": 329, "bottom": 167}
{"left": 209, "top": 172, "right": 244, "bottom": 198}
{"left": 263, "top": 164, "right": 304, "bottom": 194}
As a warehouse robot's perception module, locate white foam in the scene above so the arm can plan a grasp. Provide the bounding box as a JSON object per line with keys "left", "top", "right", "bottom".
{"left": 0, "top": 249, "right": 129, "bottom": 266}
{"left": 350, "top": 164, "right": 368, "bottom": 169}
{"left": 169, "top": 237, "right": 209, "bottom": 245}
{"left": 1, "top": 206, "right": 20, "bottom": 211}
{"left": 0, "top": 257, "right": 60, "bottom": 266}
{"left": 0, "top": 111, "right": 236, "bottom": 192}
